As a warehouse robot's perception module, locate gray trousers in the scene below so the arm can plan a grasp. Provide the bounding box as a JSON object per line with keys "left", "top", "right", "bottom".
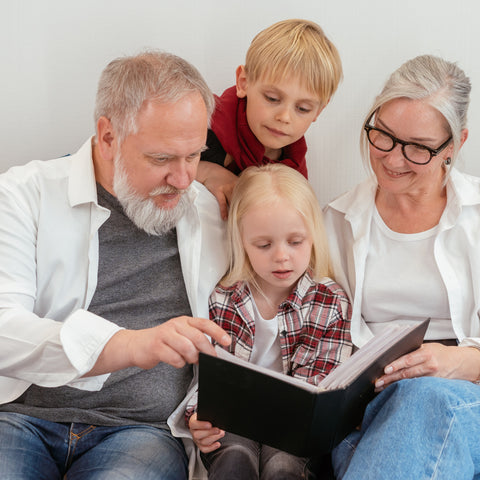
{"left": 201, "top": 431, "right": 317, "bottom": 479}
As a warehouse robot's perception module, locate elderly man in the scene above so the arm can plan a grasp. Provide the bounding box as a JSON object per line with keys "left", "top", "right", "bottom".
{"left": 0, "top": 50, "right": 230, "bottom": 479}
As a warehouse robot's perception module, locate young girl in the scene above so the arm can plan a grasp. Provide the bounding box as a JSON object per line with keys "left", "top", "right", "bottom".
{"left": 189, "top": 163, "right": 352, "bottom": 479}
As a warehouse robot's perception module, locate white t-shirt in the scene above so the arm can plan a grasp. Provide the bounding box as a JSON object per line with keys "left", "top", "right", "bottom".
{"left": 362, "top": 207, "right": 455, "bottom": 340}
{"left": 249, "top": 295, "right": 284, "bottom": 372}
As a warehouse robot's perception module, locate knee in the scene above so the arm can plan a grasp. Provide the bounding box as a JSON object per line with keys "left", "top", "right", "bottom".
{"left": 388, "top": 377, "right": 471, "bottom": 410}
{"left": 203, "top": 443, "right": 258, "bottom": 468}
{"left": 362, "top": 377, "right": 465, "bottom": 428}
{"left": 261, "top": 452, "right": 306, "bottom": 478}
{"left": 218, "top": 443, "right": 257, "bottom": 462}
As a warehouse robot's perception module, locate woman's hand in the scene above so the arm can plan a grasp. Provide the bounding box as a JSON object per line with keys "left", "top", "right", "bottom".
{"left": 375, "top": 343, "right": 480, "bottom": 391}
{"left": 188, "top": 412, "right": 225, "bottom": 453}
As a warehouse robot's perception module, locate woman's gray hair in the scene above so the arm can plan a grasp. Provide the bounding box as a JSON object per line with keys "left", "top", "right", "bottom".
{"left": 361, "top": 54, "right": 471, "bottom": 170}
{"left": 94, "top": 49, "right": 214, "bottom": 142}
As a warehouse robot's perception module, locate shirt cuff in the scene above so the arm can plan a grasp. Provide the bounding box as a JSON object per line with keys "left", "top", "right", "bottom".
{"left": 459, "top": 338, "right": 480, "bottom": 349}
{"left": 60, "top": 309, "right": 123, "bottom": 388}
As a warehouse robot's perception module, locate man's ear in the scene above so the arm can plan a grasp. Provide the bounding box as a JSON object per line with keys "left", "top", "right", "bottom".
{"left": 96, "top": 116, "right": 117, "bottom": 162}
{"left": 235, "top": 65, "right": 248, "bottom": 98}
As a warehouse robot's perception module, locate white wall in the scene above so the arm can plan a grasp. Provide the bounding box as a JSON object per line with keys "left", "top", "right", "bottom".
{"left": 1, "top": 0, "right": 479, "bottom": 206}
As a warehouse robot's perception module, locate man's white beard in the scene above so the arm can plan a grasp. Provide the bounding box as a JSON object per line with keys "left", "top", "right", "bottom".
{"left": 112, "top": 154, "right": 190, "bottom": 236}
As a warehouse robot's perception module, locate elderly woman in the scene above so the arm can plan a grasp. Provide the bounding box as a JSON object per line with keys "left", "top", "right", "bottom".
{"left": 324, "top": 55, "right": 480, "bottom": 479}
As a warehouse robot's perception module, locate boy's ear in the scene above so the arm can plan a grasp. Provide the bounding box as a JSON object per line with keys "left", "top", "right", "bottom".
{"left": 313, "top": 99, "right": 330, "bottom": 122}
{"left": 236, "top": 65, "right": 248, "bottom": 98}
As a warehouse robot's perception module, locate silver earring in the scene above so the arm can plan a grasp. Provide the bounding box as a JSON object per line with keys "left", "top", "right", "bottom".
{"left": 445, "top": 157, "right": 451, "bottom": 166}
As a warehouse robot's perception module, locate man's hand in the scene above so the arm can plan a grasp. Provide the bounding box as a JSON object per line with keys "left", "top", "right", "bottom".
{"left": 86, "top": 316, "right": 231, "bottom": 376}
{"left": 375, "top": 343, "right": 480, "bottom": 391}
{"left": 188, "top": 412, "right": 225, "bottom": 453}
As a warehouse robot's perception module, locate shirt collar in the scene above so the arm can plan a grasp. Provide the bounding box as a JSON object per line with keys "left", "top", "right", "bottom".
{"left": 328, "top": 168, "right": 480, "bottom": 221}
{"left": 68, "top": 136, "right": 99, "bottom": 207}
{"left": 327, "top": 174, "right": 377, "bottom": 221}
{"left": 440, "top": 168, "right": 480, "bottom": 230}
{"left": 282, "top": 270, "right": 316, "bottom": 311}
{"left": 447, "top": 168, "right": 480, "bottom": 206}
{"left": 67, "top": 137, "right": 202, "bottom": 211}
{"left": 222, "top": 271, "right": 315, "bottom": 324}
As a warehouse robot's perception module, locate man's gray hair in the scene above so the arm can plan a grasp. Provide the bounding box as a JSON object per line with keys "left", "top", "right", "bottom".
{"left": 361, "top": 54, "right": 471, "bottom": 169}
{"left": 94, "top": 49, "right": 215, "bottom": 141}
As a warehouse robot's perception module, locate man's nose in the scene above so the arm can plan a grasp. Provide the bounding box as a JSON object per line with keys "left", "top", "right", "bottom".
{"left": 167, "top": 159, "right": 193, "bottom": 190}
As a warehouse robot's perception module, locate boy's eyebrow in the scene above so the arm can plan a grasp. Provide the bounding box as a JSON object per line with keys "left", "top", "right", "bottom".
{"left": 261, "top": 83, "right": 322, "bottom": 104}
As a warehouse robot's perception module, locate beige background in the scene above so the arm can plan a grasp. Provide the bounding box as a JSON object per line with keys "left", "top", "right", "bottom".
{"left": 1, "top": 0, "right": 479, "bottom": 206}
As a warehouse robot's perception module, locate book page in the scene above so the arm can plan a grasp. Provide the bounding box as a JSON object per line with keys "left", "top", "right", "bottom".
{"left": 319, "top": 320, "right": 428, "bottom": 390}
{"left": 209, "top": 318, "right": 428, "bottom": 394}
{"left": 214, "top": 346, "right": 318, "bottom": 392}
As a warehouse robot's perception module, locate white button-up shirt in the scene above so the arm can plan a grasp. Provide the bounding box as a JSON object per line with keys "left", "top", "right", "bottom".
{"left": 0, "top": 137, "right": 228, "bottom": 405}
{"left": 324, "top": 168, "right": 480, "bottom": 349}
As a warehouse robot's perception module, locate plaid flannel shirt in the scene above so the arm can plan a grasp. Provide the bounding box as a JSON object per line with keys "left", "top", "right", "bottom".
{"left": 185, "top": 271, "right": 352, "bottom": 424}
{"left": 210, "top": 271, "right": 352, "bottom": 386}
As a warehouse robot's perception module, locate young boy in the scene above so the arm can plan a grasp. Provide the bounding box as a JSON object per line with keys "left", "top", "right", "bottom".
{"left": 197, "top": 19, "right": 342, "bottom": 217}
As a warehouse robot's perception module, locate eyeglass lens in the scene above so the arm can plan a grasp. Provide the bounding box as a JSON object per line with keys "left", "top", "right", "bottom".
{"left": 367, "top": 129, "right": 431, "bottom": 164}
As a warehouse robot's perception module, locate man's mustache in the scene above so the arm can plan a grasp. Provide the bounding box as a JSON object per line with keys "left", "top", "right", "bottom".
{"left": 148, "top": 186, "right": 186, "bottom": 197}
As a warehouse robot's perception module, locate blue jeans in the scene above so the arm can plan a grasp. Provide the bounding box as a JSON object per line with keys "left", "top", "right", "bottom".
{"left": 201, "top": 431, "right": 317, "bottom": 479}
{"left": 0, "top": 412, "right": 188, "bottom": 479}
{"left": 332, "top": 377, "right": 480, "bottom": 480}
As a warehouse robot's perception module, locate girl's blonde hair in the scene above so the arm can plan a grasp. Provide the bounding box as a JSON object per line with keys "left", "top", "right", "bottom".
{"left": 244, "top": 19, "right": 342, "bottom": 104}
{"left": 222, "top": 163, "right": 333, "bottom": 287}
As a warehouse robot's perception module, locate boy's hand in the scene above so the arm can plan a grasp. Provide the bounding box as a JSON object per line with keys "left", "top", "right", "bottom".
{"left": 189, "top": 412, "right": 225, "bottom": 453}
{"left": 195, "top": 161, "right": 238, "bottom": 220}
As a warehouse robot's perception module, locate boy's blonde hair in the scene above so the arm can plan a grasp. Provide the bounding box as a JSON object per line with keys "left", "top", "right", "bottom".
{"left": 222, "top": 163, "right": 333, "bottom": 288}
{"left": 245, "top": 19, "right": 342, "bottom": 103}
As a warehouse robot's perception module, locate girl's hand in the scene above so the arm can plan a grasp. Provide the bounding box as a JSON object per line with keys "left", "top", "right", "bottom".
{"left": 375, "top": 343, "right": 480, "bottom": 391}
{"left": 188, "top": 412, "right": 225, "bottom": 453}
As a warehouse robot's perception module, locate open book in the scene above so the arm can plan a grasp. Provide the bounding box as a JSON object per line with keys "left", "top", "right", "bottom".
{"left": 197, "top": 318, "right": 429, "bottom": 457}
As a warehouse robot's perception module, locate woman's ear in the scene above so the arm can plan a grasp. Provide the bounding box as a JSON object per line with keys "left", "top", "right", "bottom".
{"left": 459, "top": 128, "right": 469, "bottom": 148}
{"left": 236, "top": 65, "right": 248, "bottom": 98}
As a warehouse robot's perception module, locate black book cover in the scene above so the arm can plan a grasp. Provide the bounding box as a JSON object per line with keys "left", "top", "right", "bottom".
{"left": 198, "top": 319, "right": 429, "bottom": 457}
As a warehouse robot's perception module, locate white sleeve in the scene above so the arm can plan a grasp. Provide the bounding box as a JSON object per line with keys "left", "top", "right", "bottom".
{"left": 0, "top": 167, "right": 120, "bottom": 391}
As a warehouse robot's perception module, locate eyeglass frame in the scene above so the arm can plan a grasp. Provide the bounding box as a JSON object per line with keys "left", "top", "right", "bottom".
{"left": 363, "top": 112, "right": 452, "bottom": 165}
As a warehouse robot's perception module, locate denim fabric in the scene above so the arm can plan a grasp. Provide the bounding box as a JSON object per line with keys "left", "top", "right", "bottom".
{"left": 0, "top": 412, "right": 188, "bottom": 479}
{"left": 201, "top": 431, "right": 317, "bottom": 479}
{"left": 332, "top": 377, "right": 480, "bottom": 480}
